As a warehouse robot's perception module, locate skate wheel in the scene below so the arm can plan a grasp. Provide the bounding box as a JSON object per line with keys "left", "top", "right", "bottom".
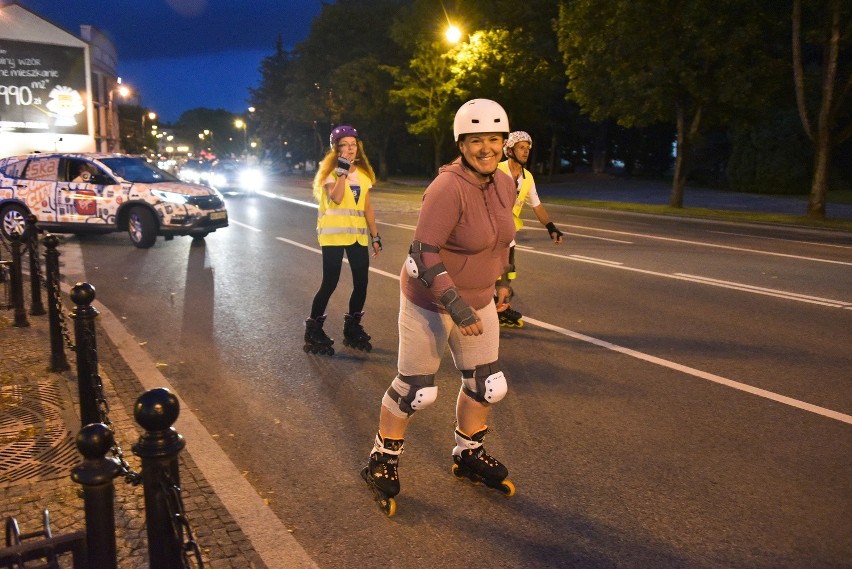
{"left": 384, "top": 497, "right": 397, "bottom": 517}
{"left": 303, "top": 345, "right": 311, "bottom": 353}
{"left": 515, "top": 320, "right": 524, "bottom": 328}
{"left": 498, "top": 479, "right": 516, "bottom": 497}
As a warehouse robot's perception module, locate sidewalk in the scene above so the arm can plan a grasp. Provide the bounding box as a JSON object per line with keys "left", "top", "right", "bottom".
{"left": 0, "top": 308, "right": 266, "bottom": 567}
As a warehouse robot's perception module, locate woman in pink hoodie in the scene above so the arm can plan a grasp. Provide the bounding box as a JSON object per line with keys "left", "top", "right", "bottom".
{"left": 362, "top": 99, "right": 518, "bottom": 516}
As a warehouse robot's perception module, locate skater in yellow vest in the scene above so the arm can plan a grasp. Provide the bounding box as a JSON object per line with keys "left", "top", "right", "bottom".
{"left": 495, "top": 131, "right": 563, "bottom": 327}
{"left": 304, "top": 125, "right": 382, "bottom": 355}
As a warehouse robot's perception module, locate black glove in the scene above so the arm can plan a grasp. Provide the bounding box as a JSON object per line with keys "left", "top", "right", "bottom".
{"left": 546, "top": 222, "right": 563, "bottom": 241}
{"left": 335, "top": 156, "right": 351, "bottom": 177}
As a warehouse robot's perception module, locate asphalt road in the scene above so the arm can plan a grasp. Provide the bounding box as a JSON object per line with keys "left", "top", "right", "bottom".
{"left": 63, "top": 177, "right": 851, "bottom": 568}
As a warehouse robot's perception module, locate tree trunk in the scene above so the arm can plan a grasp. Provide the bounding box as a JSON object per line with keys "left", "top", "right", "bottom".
{"left": 670, "top": 106, "right": 687, "bottom": 208}
{"left": 808, "top": 137, "right": 829, "bottom": 218}
{"left": 548, "top": 131, "right": 558, "bottom": 180}
{"left": 592, "top": 123, "right": 608, "bottom": 174}
{"left": 434, "top": 134, "right": 443, "bottom": 176}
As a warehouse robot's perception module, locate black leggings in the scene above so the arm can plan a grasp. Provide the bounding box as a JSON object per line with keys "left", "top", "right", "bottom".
{"left": 310, "top": 243, "right": 370, "bottom": 319}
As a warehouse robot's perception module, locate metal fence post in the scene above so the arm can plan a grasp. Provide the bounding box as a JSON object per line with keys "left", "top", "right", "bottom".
{"left": 26, "top": 215, "right": 45, "bottom": 316}
{"left": 9, "top": 234, "right": 29, "bottom": 327}
{"left": 132, "top": 388, "right": 186, "bottom": 569}
{"left": 71, "top": 422, "right": 120, "bottom": 569}
{"left": 71, "top": 283, "right": 100, "bottom": 427}
{"left": 43, "top": 234, "right": 70, "bottom": 372}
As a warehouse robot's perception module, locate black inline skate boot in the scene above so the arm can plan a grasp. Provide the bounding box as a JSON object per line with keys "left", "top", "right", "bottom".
{"left": 304, "top": 315, "right": 334, "bottom": 355}
{"left": 451, "top": 427, "right": 515, "bottom": 496}
{"left": 498, "top": 306, "right": 524, "bottom": 328}
{"left": 361, "top": 433, "right": 404, "bottom": 516}
{"left": 343, "top": 311, "right": 372, "bottom": 352}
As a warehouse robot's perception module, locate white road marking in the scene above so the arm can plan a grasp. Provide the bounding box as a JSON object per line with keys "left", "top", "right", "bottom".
{"left": 674, "top": 274, "right": 852, "bottom": 308}
{"left": 273, "top": 236, "right": 852, "bottom": 425}
{"left": 514, "top": 248, "right": 851, "bottom": 309}
{"left": 710, "top": 230, "right": 852, "bottom": 250}
{"left": 523, "top": 224, "right": 633, "bottom": 243}
{"left": 228, "top": 219, "right": 262, "bottom": 232}
{"left": 524, "top": 316, "right": 852, "bottom": 426}
{"left": 569, "top": 224, "right": 852, "bottom": 265}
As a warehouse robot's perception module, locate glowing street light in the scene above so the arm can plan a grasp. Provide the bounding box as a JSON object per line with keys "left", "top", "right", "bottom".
{"left": 234, "top": 118, "right": 248, "bottom": 157}
{"left": 106, "top": 82, "right": 131, "bottom": 152}
{"left": 445, "top": 24, "right": 462, "bottom": 44}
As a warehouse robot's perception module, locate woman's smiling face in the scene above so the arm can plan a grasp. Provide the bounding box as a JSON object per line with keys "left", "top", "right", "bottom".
{"left": 336, "top": 137, "right": 358, "bottom": 161}
{"left": 458, "top": 132, "right": 505, "bottom": 178}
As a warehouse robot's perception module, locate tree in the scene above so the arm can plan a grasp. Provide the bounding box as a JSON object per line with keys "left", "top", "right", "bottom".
{"left": 792, "top": 0, "right": 852, "bottom": 218}
{"left": 387, "top": 40, "right": 461, "bottom": 173}
{"left": 557, "top": 0, "right": 785, "bottom": 207}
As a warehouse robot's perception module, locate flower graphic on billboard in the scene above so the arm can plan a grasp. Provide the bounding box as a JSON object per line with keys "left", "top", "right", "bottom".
{"left": 45, "top": 85, "right": 85, "bottom": 126}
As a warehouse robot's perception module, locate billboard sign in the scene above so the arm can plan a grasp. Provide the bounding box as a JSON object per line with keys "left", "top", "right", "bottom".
{"left": 0, "top": 39, "right": 88, "bottom": 135}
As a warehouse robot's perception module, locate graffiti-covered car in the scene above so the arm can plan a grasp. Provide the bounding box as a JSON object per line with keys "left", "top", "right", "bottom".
{"left": 0, "top": 153, "right": 228, "bottom": 248}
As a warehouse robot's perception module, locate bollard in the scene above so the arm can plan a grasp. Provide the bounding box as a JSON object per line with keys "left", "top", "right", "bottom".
{"left": 26, "top": 214, "right": 45, "bottom": 316}
{"left": 8, "top": 234, "right": 29, "bottom": 327}
{"left": 71, "top": 283, "right": 100, "bottom": 427}
{"left": 71, "top": 423, "right": 120, "bottom": 569}
{"left": 43, "top": 234, "right": 70, "bottom": 371}
{"left": 132, "top": 388, "right": 186, "bottom": 569}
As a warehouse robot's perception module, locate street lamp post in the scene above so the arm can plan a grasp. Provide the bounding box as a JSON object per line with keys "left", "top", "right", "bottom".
{"left": 106, "top": 84, "right": 130, "bottom": 152}
{"left": 234, "top": 119, "right": 248, "bottom": 159}
{"left": 141, "top": 111, "right": 156, "bottom": 155}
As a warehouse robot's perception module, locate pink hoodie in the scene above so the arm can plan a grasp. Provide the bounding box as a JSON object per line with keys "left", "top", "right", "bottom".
{"left": 401, "top": 158, "right": 517, "bottom": 312}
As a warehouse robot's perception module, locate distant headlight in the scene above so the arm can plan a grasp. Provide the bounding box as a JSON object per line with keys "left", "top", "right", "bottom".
{"left": 151, "top": 189, "right": 189, "bottom": 204}
{"left": 240, "top": 168, "right": 265, "bottom": 188}
{"left": 209, "top": 173, "right": 227, "bottom": 187}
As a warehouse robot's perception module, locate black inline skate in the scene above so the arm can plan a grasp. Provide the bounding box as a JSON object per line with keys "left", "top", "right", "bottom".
{"left": 451, "top": 428, "right": 515, "bottom": 496}
{"left": 304, "top": 315, "right": 334, "bottom": 355}
{"left": 343, "top": 311, "right": 372, "bottom": 352}
{"left": 361, "top": 433, "right": 404, "bottom": 516}
{"left": 498, "top": 306, "right": 524, "bottom": 328}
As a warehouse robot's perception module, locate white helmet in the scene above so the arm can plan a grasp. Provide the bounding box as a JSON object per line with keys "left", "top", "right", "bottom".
{"left": 453, "top": 99, "right": 509, "bottom": 141}
{"left": 504, "top": 131, "right": 532, "bottom": 156}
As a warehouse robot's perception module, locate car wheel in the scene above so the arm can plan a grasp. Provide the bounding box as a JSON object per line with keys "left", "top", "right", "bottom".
{"left": 1, "top": 203, "right": 29, "bottom": 241}
{"left": 127, "top": 206, "right": 157, "bottom": 248}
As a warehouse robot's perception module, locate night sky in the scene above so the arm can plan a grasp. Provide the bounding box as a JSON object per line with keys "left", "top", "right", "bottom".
{"left": 6, "top": 0, "right": 327, "bottom": 122}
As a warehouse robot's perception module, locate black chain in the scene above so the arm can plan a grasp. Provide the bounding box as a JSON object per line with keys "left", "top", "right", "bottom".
{"left": 81, "top": 319, "right": 142, "bottom": 485}
{"left": 49, "top": 277, "right": 76, "bottom": 351}
{"left": 161, "top": 469, "right": 205, "bottom": 568}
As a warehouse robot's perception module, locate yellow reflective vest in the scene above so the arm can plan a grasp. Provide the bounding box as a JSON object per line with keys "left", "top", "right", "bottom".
{"left": 497, "top": 161, "right": 533, "bottom": 231}
{"left": 316, "top": 169, "right": 372, "bottom": 246}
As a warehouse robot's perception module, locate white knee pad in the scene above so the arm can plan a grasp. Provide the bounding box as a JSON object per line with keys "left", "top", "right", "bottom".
{"left": 382, "top": 374, "right": 438, "bottom": 417}
{"left": 462, "top": 362, "right": 508, "bottom": 404}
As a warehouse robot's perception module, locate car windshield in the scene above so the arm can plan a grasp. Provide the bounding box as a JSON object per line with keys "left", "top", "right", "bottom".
{"left": 99, "top": 157, "right": 181, "bottom": 183}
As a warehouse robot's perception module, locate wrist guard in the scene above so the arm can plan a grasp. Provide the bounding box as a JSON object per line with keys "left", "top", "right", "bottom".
{"left": 546, "top": 222, "right": 563, "bottom": 240}
{"left": 439, "top": 288, "right": 479, "bottom": 327}
{"left": 371, "top": 233, "right": 383, "bottom": 250}
{"left": 335, "top": 156, "right": 351, "bottom": 177}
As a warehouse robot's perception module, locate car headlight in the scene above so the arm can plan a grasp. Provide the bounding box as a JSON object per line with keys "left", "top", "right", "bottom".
{"left": 210, "top": 173, "right": 227, "bottom": 187}
{"left": 151, "top": 189, "right": 189, "bottom": 204}
{"left": 240, "top": 168, "right": 265, "bottom": 188}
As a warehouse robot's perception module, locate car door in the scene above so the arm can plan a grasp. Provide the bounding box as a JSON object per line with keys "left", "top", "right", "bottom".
{"left": 17, "top": 155, "right": 62, "bottom": 223}
{"left": 59, "top": 158, "right": 116, "bottom": 226}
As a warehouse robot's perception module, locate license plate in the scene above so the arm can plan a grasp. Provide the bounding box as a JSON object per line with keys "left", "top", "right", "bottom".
{"left": 210, "top": 211, "right": 227, "bottom": 220}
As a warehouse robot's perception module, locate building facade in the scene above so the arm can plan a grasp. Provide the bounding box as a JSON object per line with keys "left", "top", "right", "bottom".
{"left": 0, "top": 2, "right": 121, "bottom": 157}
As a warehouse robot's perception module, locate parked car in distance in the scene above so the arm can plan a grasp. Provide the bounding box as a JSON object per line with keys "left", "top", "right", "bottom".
{"left": 0, "top": 153, "right": 228, "bottom": 248}
{"left": 208, "top": 159, "right": 265, "bottom": 195}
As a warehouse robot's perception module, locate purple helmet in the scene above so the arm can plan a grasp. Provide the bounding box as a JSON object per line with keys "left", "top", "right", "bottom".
{"left": 330, "top": 125, "right": 359, "bottom": 148}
